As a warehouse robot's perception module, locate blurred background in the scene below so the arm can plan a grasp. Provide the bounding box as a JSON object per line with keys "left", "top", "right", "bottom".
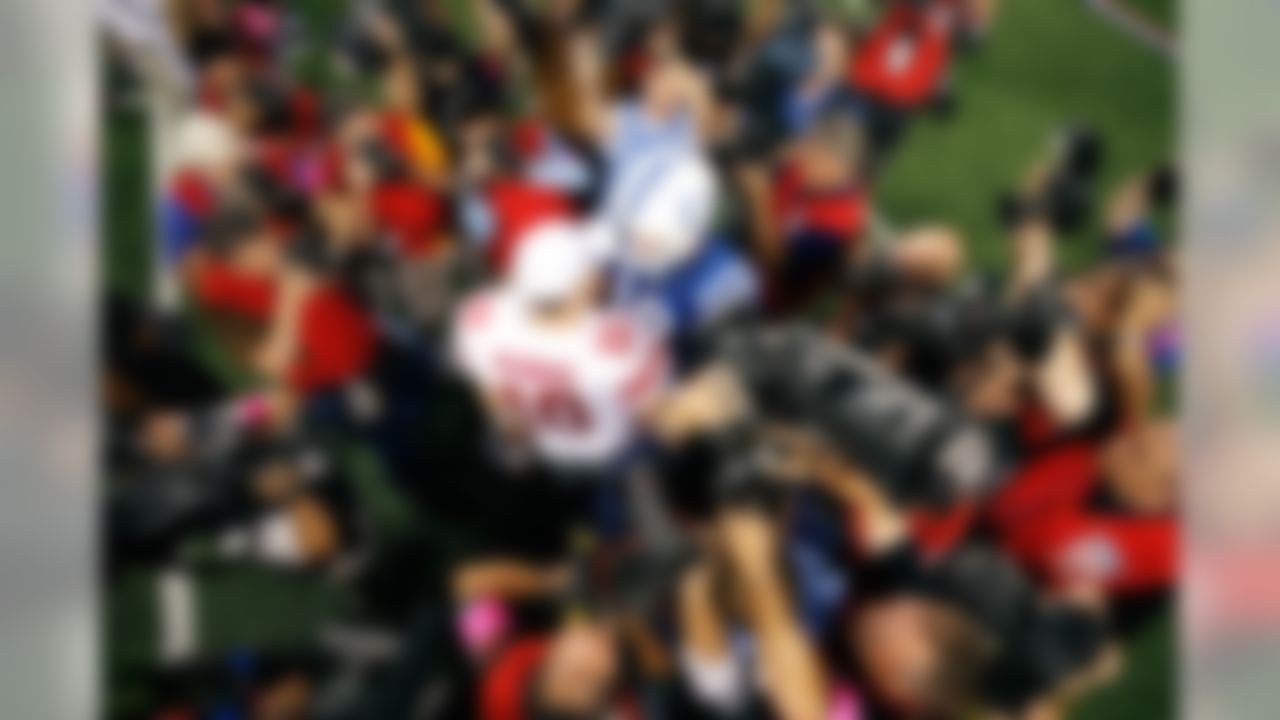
{"left": 99, "top": 1, "right": 1176, "bottom": 718}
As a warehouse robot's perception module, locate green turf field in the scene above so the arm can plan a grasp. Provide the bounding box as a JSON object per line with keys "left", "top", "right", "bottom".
{"left": 877, "top": 0, "right": 1174, "bottom": 269}
{"left": 104, "top": 1, "right": 1176, "bottom": 716}
{"left": 1127, "top": 0, "right": 1177, "bottom": 30}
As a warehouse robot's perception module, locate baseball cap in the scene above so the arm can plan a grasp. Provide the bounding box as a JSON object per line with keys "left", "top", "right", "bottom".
{"left": 509, "top": 220, "right": 600, "bottom": 305}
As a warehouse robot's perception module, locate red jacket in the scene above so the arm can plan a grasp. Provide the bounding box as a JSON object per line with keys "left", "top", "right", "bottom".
{"left": 849, "top": 3, "right": 952, "bottom": 109}
{"left": 988, "top": 445, "right": 1177, "bottom": 596}
{"left": 480, "top": 638, "right": 549, "bottom": 720}
{"left": 772, "top": 164, "right": 869, "bottom": 248}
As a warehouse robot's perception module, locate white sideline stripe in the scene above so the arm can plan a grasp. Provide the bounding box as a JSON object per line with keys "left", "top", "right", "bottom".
{"left": 157, "top": 567, "right": 198, "bottom": 664}
{"left": 1084, "top": 0, "right": 1177, "bottom": 60}
{"left": 99, "top": 0, "right": 192, "bottom": 311}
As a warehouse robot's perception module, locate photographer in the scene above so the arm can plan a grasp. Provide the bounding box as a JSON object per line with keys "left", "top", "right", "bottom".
{"left": 839, "top": 224, "right": 970, "bottom": 389}
{"left": 838, "top": 218, "right": 1100, "bottom": 458}
{"left": 105, "top": 294, "right": 354, "bottom": 572}
{"left": 762, "top": 428, "right": 1120, "bottom": 718}
{"left": 763, "top": 111, "right": 871, "bottom": 314}
{"left": 107, "top": 399, "right": 357, "bottom": 573}
{"left": 1102, "top": 166, "right": 1176, "bottom": 261}
{"left": 606, "top": 154, "right": 761, "bottom": 370}
{"left": 997, "top": 125, "right": 1106, "bottom": 240}
{"left": 847, "top": 0, "right": 960, "bottom": 171}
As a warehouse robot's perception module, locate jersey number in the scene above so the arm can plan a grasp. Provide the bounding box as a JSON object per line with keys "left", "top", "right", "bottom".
{"left": 500, "top": 384, "right": 592, "bottom": 432}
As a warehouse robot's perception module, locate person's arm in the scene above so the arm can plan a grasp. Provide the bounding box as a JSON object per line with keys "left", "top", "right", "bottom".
{"left": 764, "top": 426, "right": 909, "bottom": 555}
{"left": 452, "top": 559, "right": 571, "bottom": 604}
{"left": 474, "top": 0, "right": 519, "bottom": 59}
{"left": 621, "top": 612, "right": 675, "bottom": 680}
{"left": 743, "top": 0, "right": 788, "bottom": 49}
{"left": 1032, "top": 327, "right": 1098, "bottom": 430}
{"left": 534, "top": 27, "right": 613, "bottom": 146}
{"left": 1104, "top": 173, "right": 1150, "bottom": 240}
{"left": 678, "top": 563, "right": 731, "bottom": 667}
{"left": 1007, "top": 221, "right": 1099, "bottom": 430}
{"left": 675, "top": 562, "right": 751, "bottom": 714}
{"left": 1110, "top": 276, "right": 1173, "bottom": 425}
{"left": 254, "top": 266, "right": 316, "bottom": 382}
{"left": 1008, "top": 218, "right": 1056, "bottom": 301}
{"left": 810, "top": 445, "right": 909, "bottom": 555}
{"left": 718, "top": 508, "right": 829, "bottom": 720}
{"left": 645, "top": 365, "right": 752, "bottom": 446}
{"left": 735, "top": 162, "right": 785, "bottom": 269}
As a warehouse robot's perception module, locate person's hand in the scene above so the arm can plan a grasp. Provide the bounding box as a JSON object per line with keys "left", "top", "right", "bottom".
{"left": 758, "top": 425, "right": 833, "bottom": 484}
{"left": 139, "top": 412, "right": 190, "bottom": 463}
{"left": 649, "top": 365, "right": 752, "bottom": 442}
{"left": 253, "top": 334, "right": 294, "bottom": 380}
{"left": 717, "top": 507, "right": 778, "bottom": 588}
{"left": 761, "top": 425, "right": 879, "bottom": 498}
{"left": 1119, "top": 277, "right": 1174, "bottom": 334}
{"left": 764, "top": 433, "right": 908, "bottom": 552}
{"left": 1009, "top": 219, "right": 1055, "bottom": 299}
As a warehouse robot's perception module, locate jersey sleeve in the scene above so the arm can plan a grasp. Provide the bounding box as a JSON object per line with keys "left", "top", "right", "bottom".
{"left": 693, "top": 252, "right": 759, "bottom": 328}
{"left": 451, "top": 292, "right": 501, "bottom": 386}
{"left": 596, "top": 314, "right": 672, "bottom": 412}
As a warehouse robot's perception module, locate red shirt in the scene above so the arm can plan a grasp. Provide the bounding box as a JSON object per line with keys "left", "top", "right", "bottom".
{"left": 849, "top": 3, "right": 952, "bottom": 108}
{"left": 480, "top": 638, "right": 549, "bottom": 720}
{"left": 194, "top": 260, "right": 277, "bottom": 319}
{"left": 772, "top": 164, "right": 868, "bottom": 247}
{"left": 170, "top": 170, "right": 217, "bottom": 219}
{"left": 288, "top": 284, "right": 378, "bottom": 392}
{"left": 370, "top": 180, "right": 448, "bottom": 258}
{"left": 988, "top": 445, "right": 1177, "bottom": 596}
{"left": 193, "top": 265, "right": 377, "bottom": 393}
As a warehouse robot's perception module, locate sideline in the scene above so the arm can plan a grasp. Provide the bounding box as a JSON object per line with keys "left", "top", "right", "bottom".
{"left": 1083, "top": 0, "right": 1177, "bottom": 60}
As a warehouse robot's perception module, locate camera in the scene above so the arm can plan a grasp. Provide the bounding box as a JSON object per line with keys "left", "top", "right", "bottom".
{"left": 849, "top": 265, "right": 1006, "bottom": 388}
{"left": 107, "top": 432, "right": 339, "bottom": 570}
{"left": 927, "top": 543, "right": 1109, "bottom": 712}
{"left": 846, "top": 252, "right": 1074, "bottom": 386}
{"left": 714, "top": 323, "right": 1005, "bottom": 507}
{"left": 998, "top": 125, "right": 1106, "bottom": 235}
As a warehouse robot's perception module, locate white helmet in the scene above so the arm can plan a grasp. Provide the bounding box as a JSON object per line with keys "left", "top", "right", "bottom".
{"left": 173, "top": 111, "right": 241, "bottom": 175}
{"left": 509, "top": 220, "right": 600, "bottom": 305}
{"left": 625, "top": 154, "right": 719, "bottom": 274}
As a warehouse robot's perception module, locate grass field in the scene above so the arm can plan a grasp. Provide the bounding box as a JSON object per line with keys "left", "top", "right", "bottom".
{"left": 104, "top": 1, "right": 1176, "bottom": 716}
{"left": 878, "top": 1, "right": 1174, "bottom": 268}
{"left": 1127, "top": 0, "right": 1177, "bottom": 29}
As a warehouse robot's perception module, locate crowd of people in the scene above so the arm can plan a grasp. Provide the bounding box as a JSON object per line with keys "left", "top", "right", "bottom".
{"left": 103, "top": 0, "right": 1179, "bottom": 718}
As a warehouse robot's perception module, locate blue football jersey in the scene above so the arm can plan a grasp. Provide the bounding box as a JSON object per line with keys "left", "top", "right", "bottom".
{"left": 611, "top": 238, "right": 759, "bottom": 356}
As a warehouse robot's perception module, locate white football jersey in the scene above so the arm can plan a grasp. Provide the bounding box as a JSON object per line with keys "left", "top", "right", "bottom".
{"left": 452, "top": 289, "right": 671, "bottom": 468}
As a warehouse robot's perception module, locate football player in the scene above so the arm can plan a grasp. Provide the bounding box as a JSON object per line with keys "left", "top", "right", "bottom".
{"left": 607, "top": 154, "right": 759, "bottom": 367}
{"left": 452, "top": 219, "right": 672, "bottom": 477}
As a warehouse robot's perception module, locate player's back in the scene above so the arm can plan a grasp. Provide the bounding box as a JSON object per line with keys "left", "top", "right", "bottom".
{"left": 454, "top": 289, "right": 669, "bottom": 470}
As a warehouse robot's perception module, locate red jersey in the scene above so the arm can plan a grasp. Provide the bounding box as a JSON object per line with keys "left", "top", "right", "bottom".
{"left": 849, "top": 2, "right": 953, "bottom": 109}
{"left": 988, "top": 445, "right": 1178, "bottom": 596}
{"left": 772, "top": 164, "right": 869, "bottom": 248}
